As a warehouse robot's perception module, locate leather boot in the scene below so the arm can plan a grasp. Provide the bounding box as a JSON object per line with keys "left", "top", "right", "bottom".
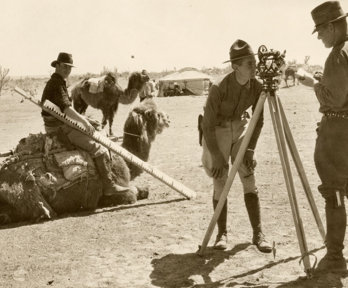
{"left": 315, "top": 194, "right": 347, "bottom": 273}
{"left": 94, "top": 153, "right": 129, "bottom": 196}
{"left": 244, "top": 193, "right": 272, "bottom": 253}
{"left": 213, "top": 198, "right": 228, "bottom": 250}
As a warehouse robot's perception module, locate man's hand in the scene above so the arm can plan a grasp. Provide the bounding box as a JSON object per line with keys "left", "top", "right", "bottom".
{"left": 313, "top": 71, "right": 323, "bottom": 82}
{"left": 65, "top": 106, "right": 96, "bottom": 135}
{"left": 83, "top": 119, "right": 95, "bottom": 135}
{"left": 211, "top": 152, "right": 228, "bottom": 179}
{"left": 244, "top": 149, "right": 257, "bottom": 172}
{"left": 295, "top": 68, "right": 318, "bottom": 87}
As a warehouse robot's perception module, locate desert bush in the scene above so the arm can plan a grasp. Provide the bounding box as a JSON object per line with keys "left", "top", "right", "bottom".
{"left": 0, "top": 65, "right": 10, "bottom": 96}
{"left": 10, "top": 76, "right": 48, "bottom": 97}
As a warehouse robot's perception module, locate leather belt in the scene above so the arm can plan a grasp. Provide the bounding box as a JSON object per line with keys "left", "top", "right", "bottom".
{"left": 324, "top": 111, "right": 348, "bottom": 119}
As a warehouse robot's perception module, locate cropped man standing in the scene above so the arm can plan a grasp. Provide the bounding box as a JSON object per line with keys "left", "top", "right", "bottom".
{"left": 201, "top": 39, "right": 271, "bottom": 253}
{"left": 310, "top": 1, "right": 348, "bottom": 273}
{"left": 139, "top": 69, "right": 155, "bottom": 102}
{"left": 41, "top": 52, "right": 128, "bottom": 196}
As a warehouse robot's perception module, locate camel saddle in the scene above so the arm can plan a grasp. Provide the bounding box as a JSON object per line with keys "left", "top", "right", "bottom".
{"left": 86, "top": 76, "right": 106, "bottom": 94}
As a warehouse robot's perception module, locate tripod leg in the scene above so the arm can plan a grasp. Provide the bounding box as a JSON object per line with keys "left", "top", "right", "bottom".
{"left": 277, "top": 98, "right": 326, "bottom": 241}
{"left": 198, "top": 92, "right": 267, "bottom": 255}
{"left": 268, "top": 97, "right": 299, "bottom": 223}
{"left": 268, "top": 95, "right": 312, "bottom": 276}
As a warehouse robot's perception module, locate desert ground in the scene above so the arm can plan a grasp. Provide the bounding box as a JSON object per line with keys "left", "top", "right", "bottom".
{"left": 0, "top": 79, "right": 347, "bottom": 288}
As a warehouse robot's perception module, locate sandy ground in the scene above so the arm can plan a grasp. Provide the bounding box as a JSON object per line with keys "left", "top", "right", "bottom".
{"left": 0, "top": 82, "right": 348, "bottom": 288}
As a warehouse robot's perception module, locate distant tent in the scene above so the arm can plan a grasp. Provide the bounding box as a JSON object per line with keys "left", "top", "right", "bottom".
{"left": 157, "top": 70, "right": 212, "bottom": 96}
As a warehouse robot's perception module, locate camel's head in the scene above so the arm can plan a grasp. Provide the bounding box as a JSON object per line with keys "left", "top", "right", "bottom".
{"left": 120, "top": 72, "right": 148, "bottom": 104}
{"left": 122, "top": 98, "right": 170, "bottom": 176}
{"left": 133, "top": 98, "right": 170, "bottom": 140}
{"left": 154, "top": 111, "right": 170, "bottom": 135}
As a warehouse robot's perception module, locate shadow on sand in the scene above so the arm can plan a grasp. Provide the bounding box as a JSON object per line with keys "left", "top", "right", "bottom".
{"left": 274, "top": 268, "right": 348, "bottom": 288}
{"left": 150, "top": 243, "right": 250, "bottom": 288}
{"left": 150, "top": 245, "right": 348, "bottom": 288}
{"left": 0, "top": 197, "right": 186, "bottom": 230}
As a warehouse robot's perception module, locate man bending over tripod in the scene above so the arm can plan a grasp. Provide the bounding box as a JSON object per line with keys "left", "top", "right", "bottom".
{"left": 201, "top": 39, "right": 271, "bottom": 253}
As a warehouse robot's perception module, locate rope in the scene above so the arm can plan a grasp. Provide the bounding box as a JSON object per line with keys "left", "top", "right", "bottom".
{"left": 123, "top": 131, "right": 141, "bottom": 138}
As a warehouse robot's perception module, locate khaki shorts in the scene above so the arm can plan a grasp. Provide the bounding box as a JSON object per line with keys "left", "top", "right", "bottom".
{"left": 201, "top": 119, "right": 257, "bottom": 200}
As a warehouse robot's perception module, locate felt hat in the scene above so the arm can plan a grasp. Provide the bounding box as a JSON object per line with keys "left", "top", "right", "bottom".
{"left": 223, "top": 39, "right": 255, "bottom": 64}
{"left": 51, "top": 52, "right": 75, "bottom": 68}
{"left": 311, "top": 1, "right": 348, "bottom": 34}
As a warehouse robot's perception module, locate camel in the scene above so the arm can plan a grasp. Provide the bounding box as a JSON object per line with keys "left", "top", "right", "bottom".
{"left": 0, "top": 98, "right": 170, "bottom": 226}
{"left": 71, "top": 72, "right": 148, "bottom": 136}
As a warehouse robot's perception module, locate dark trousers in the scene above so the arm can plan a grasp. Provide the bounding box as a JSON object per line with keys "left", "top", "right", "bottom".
{"left": 45, "top": 125, "right": 107, "bottom": 158}
{"left": 314, "top": 116, "right": 348, "bottom": 198}
{"left": 314, "top": 116, "right": 348, "bottom": 259}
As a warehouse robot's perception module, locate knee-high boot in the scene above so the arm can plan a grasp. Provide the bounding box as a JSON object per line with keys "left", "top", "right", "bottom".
{"left": 244, "top": 192, "right": 272, "bottom": 253}
{"left": 213, "top": 198, "right": 228, "bottom": 250}
{"left": 316, "top": 194, "right": 347, "bottom": 273}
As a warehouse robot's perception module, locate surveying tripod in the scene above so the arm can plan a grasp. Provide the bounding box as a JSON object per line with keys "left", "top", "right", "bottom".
{"left": 198, "top": 46, "right": 325, "bottom": 278}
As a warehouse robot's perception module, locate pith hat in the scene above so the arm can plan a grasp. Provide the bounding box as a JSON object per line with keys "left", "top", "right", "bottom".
{"left": 223, "top": 39, "right": 256, "bottom": 64}
{"left": 51, "top": 52, "right": 75, "bottom": 68}
{"left": 311, "top": 1, "right": 348, "bottom": 34}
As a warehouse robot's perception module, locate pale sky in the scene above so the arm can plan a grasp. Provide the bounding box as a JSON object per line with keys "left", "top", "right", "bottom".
{"left": 1, "top": 0, "right": 347, "bottom": 76}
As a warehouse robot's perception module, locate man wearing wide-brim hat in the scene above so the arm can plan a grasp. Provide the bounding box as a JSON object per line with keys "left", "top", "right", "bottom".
{"left": 201, "top": 39, "right": 272, "bottom": 253}
{"left": 41, "top": 52, "right": 130, "bottom": 197}
{"left": 310, "top": 1, "right": 348, "bottom": 273}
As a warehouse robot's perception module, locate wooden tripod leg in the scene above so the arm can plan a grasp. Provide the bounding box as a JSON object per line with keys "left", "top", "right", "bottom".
{"left": 267, "top": 97, "right": 299, "bottom": 223}
{"left": 268, "top": 95, "right": 312, "bottom": 276}
{"left": 277, "top": 98, "right": 326, "bottom": 241}
{"left": 198, "top": 92, "right": 267, "bottom": 255}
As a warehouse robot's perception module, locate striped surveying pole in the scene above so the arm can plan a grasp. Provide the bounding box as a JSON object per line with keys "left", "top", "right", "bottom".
{"left": 14, "top": 87, "right": 196, "bottom": 200}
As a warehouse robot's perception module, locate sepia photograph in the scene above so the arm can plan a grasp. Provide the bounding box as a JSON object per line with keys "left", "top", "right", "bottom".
{"left": 1, "top": 0, "right": 348, "bottom": 287}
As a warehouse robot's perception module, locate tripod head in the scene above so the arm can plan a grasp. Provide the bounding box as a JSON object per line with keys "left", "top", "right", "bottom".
{"left": 256, "top": 45, "right": 286, "bottom": 93}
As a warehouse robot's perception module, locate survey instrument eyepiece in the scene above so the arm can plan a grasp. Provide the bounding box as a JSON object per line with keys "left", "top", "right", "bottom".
{"left": 256, "top": 45, "right": 286, "bottom": 92}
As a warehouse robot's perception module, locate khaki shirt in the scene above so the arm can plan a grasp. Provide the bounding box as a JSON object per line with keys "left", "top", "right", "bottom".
{"left": 314, "top": 39, "right": 348, "bottom": 113}
{"left": 202, "top": 72, "right": 264, "bottom": 152}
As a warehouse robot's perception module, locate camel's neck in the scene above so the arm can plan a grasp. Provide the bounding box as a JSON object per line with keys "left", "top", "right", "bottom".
{"left": 121, "top": 132, "right": 151, "bottom": 180}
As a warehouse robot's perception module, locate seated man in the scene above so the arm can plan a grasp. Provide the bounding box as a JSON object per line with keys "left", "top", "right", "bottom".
{"left": 41, "top": 52, "right": 128, "bottom": 196}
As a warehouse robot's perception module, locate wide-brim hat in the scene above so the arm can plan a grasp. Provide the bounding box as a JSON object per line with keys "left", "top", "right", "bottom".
{"left": 311, "top": 1, "right": 348, "bottom": 34}
{"left": 223, "top": 39, "right": 256, "bottom": 64}
{"left": 51, "top": 52, "right": 75, "bottom": 68}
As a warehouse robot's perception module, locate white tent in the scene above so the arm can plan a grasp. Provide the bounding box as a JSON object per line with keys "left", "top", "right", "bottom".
{"left": 157, "top": 70, "right": 212, "bottom": 96}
